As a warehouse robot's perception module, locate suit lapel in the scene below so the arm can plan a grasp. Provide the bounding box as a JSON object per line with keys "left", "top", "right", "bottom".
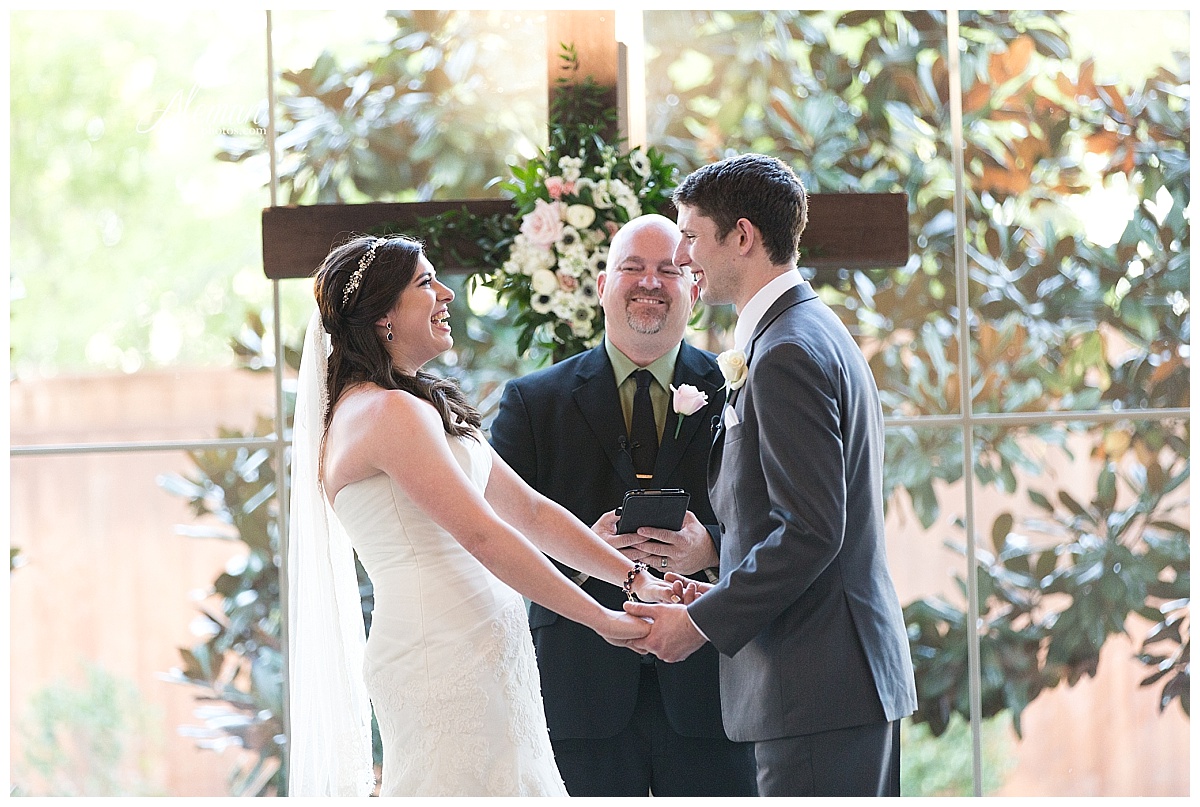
{"left": 746, "top": 282, "right": 816, "bottom": 356}
{"left": 571, "top": 346, "right": 642, "bottom": 491}
{"left": 654, "top": 343, "right": 725, "bottom": 485}
{"left": 708, "top": 282, "right": 817, "bottom": 490}
{"left": 707, "top": 418, "right": 726, "bottom": 490}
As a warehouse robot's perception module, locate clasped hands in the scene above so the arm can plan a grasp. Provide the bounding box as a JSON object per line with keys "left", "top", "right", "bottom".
{"left": 619, "top": 571, "right": 714, "bottom": 663}
{"left": 594, "top": 509, "right": 718, "bottom": 662}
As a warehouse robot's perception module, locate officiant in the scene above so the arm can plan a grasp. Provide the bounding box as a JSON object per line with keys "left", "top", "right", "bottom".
{"left": 490, "top": 214, "right": 756, "bottom": 796}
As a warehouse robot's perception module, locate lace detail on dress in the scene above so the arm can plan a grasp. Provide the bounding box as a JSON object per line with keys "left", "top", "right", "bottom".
{"left": 364, "top": 597, "right": 563, "bottom": 796}
{"left": 487, "top": 601, "right": 550, "bottom": 761}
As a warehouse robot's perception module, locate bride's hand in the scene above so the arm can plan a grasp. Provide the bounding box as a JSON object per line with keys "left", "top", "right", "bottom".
{"left": 632, "top": 569, "right": 680, "bottom": 604}
{"left": 594, "top": 609, "right": 651, "bottom": 646}
{"left": 665, "top": 571, "right": 712, "bottom": 604}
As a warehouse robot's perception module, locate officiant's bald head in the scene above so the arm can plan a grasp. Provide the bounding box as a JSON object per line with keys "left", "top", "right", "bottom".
{"left": 598, "top": 214, "right": 699, "bottom": 366}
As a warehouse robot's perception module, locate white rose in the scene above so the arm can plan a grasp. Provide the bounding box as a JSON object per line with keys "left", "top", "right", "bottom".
{"left": 670, "top": 383, "right": 710, "bottom": 438}
{"left": 565, "top": 204, "right": 597, "bottom": 229}
{"left": 717, "top": 349, "right": 748, "bottom": 391}
{"left": 531, "top": 268, "right": 559, "bottom": 295}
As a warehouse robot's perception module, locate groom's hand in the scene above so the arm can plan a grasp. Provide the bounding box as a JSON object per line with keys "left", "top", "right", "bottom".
{"left": 621, "top": 600, "right": 707, "bottom": 663}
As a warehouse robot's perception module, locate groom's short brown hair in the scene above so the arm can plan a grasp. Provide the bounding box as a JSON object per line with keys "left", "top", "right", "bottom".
{"left": 673, "top": 153, "right": 808, "bottom": 267}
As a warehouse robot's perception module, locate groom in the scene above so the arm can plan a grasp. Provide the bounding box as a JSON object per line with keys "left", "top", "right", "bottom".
{"left": 624, "top": 154, "right": 917, "bottom": 796}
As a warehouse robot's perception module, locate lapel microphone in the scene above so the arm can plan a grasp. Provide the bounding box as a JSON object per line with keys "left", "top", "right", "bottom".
{"left": 711, "top": 414, "right": 721, "bottom": 435}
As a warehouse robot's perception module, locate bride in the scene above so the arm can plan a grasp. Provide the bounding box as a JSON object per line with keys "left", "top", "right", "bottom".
{"left": 287, "top": 234, "right": 668, "bottom": 796}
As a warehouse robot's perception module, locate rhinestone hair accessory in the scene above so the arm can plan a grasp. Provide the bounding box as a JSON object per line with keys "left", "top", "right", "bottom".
{"left": 341, "top": 238, "right": 385, "bottom": 307}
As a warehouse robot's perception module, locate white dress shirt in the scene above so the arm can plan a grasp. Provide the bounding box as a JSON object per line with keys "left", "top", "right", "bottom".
{"left": 733, "top": 269, "right": 805, "bottom": 351}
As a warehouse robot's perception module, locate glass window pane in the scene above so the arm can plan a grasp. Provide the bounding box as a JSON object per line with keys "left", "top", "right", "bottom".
{"left": 961, "top": 10, "right": 1189, "bottom": 418}
{"left": 8, "top": 10, "right": 310, "bottom": 443}
{"left": 265, "top": 10, "right": 549, "bottom": 205}
{"left": 883, "top": 424, "right": 1014, "bottom": 795}
{"left": 642, "top": 10, "right": 962, "bottom": 416}
{"left": 10, "top": 367, "right": 277, "bottom": 448}
{"left": 9, "top": 451, "right": 271, "bottom": 796}
{"left": 972, "top": 420, "right": 1189, "bottom": 795}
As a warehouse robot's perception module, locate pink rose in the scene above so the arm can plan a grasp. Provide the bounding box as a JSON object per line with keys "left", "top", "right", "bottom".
{"left": 556, "top": 270, "right": 579, "bottom": 292}
{"left": 520, "top": 199, "right": 565, "bottom": 248}
{"left": 546, "top": 176, "right": 566, "bottom": 199}
{"left": 670, "top": 383, "right": 710, "bottom": 438}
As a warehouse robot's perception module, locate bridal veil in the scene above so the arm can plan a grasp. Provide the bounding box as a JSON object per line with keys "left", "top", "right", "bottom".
{"left": 285, "top": 309, "right": 375, "bottom": 796}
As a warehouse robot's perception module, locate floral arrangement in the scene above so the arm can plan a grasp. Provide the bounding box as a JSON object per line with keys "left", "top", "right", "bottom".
{"left": 417, "top": 44, "right": 678, "bottom": 360}
{"left": 494, "top": 140, "right": 677, "bottom": 357}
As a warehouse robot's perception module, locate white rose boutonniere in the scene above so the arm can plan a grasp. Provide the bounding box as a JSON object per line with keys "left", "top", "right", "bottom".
{"left": 717, "top": 349, "right": 748, "bottom": 391}
{"left": 670, "top": 383, "right": 709, "bottom": 438}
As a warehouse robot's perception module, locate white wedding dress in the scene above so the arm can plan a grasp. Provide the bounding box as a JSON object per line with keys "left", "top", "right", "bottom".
{"left": 331, "top": 431, "right": 567, "bottom": 797}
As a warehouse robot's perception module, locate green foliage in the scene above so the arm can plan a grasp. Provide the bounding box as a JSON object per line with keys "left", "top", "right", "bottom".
{"left": 900, "top": 715, "right": 1013, "bottom": 796}
{"left": 649, "top": 8, "right": 1189, "bottom": 518}
{"left": 905, "top": 428, "right": 1189, "bottom": 736}
{"left": 155, "top": 411, "right": 287, "bottom": 796}
{"left": 13, "top": 663, "right": 165, "bottom": 796}
{"left": 217, "top": 10, "right": 545, "bottom": 204}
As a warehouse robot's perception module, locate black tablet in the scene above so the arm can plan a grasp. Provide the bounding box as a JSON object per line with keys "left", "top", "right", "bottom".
{"left": 614, "top": 489, "right": 690, "bottom": 534}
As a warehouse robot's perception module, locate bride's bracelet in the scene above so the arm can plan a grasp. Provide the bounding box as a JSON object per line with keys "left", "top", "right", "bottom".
{"left": 623, "top": 561, "right": 649, "bottom": 602}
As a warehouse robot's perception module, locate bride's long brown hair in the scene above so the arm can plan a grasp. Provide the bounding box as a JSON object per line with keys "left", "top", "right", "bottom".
{"left": 314, "top": 234, "right": 481, "bottom": 440}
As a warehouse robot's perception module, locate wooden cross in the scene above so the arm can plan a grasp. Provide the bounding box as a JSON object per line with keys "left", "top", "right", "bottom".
{"left": 260, "top": 10, "right": 908, "bottom": 280}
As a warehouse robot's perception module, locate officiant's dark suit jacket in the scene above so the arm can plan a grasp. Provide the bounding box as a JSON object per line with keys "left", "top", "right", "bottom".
{"left": 688, "top": 282, "right": 917, "bottom": 743}
{"left": 490, "top": 341, "right": 732, "bottom": 743}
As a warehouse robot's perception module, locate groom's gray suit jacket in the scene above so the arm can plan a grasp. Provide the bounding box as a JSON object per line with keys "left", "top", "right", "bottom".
{"left": 687, "top": 281, "right": 917, "bottom": 742}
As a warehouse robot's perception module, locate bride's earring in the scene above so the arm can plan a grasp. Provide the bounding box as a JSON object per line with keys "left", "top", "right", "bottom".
{"left": 386, "top": 322, "right": 394, "bottom": 342}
